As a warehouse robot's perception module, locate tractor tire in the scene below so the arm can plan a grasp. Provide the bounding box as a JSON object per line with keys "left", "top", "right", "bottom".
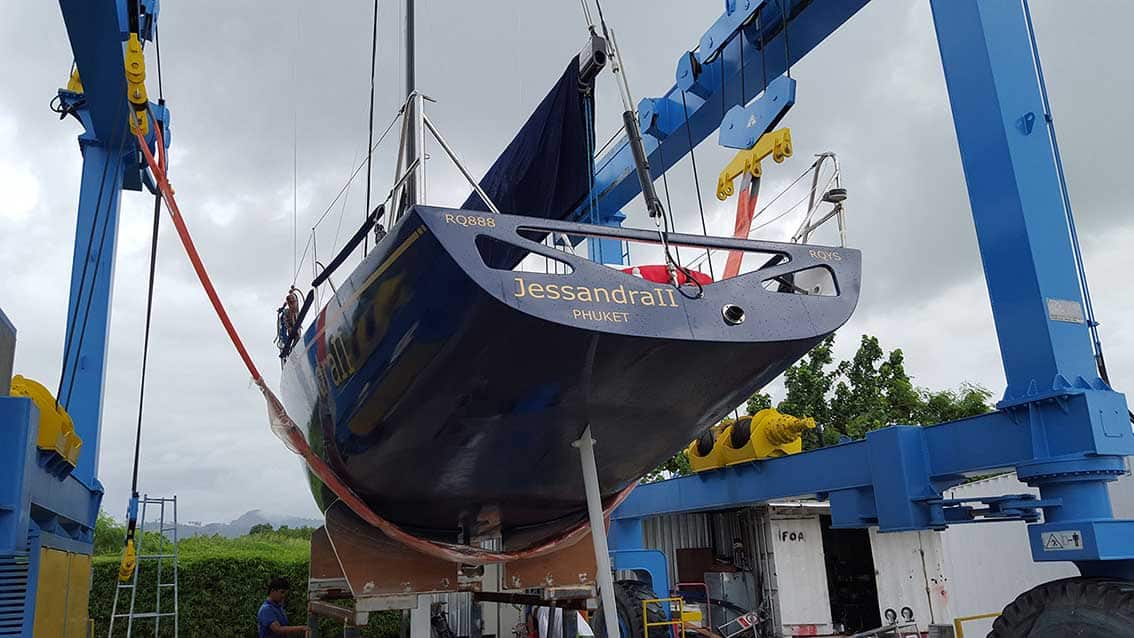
{"left": 990, "top": 577, "right": 1134, "bottom": 637}
{"left": 593, "top": 579, "right": 668, "bottom": 638}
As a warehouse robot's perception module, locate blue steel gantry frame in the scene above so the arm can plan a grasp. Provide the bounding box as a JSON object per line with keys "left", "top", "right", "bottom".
{"left": 0, "top": 1, "right": 168, "bottom": 635}
{"left": 607, "top": 0, "right": 1134, "bottom": 587}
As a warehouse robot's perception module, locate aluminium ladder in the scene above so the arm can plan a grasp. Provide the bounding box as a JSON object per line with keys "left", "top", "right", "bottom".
{"left": 108, "top": 495, "right": 180, "bottom": 637}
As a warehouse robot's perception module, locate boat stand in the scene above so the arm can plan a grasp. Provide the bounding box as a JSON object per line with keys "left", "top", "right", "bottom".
{"left": 575, "top": 425, "right": 622, "bottom": 638}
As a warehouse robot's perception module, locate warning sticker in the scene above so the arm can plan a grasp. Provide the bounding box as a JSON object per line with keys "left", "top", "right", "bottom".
{"left": 1041, "top": 530, "right": 1084, "bottom": 551}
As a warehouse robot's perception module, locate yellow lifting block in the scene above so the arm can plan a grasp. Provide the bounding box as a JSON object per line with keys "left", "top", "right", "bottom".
{"left": 124, "top": 33, "right": 149, "bottom": 135}
{"left": 10, "top": 375, "right": 83, "bottom": 468}
{"left": 66, "top": 68, "right": 83, "bottom": 93}
{"left": 716, "top": 128, "right": 793, "bottom": 201}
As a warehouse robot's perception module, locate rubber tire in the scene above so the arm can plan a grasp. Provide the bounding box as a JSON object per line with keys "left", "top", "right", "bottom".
{"left": 990, "top": 577, "right": 1134, "bottom": 637}
{"left": 593, "top": 579, "right": 668, "bottom": 638}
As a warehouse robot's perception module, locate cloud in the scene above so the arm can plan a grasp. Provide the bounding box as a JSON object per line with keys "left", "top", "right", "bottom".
{"left": 1, "top": 0, "right": 1131, "bottom": 525}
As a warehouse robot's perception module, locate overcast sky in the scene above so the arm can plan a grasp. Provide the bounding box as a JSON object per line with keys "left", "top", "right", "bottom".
{"left": 1, "top": 1, "right": 1131, "bottom": 523}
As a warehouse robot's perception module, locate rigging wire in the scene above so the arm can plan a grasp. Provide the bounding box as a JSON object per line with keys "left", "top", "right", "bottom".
{"left": 684, "top": 164, "right": 835, "bottom": 272}
{"left": 130, "top": 132, "right": 163, "bottom": 497}
{"left": 154, "top": 23, "right": 164, "bottom": 100}
{"left": 679, "top": 90, "right": 715, "bottom": 280}
{"left": 778, "top": 0, "right": 792, "bottom": 78}
{"left": 56, "top": 121, "right": 129, "bottom": 409}
{"left": 291, "top": 111, "right": 401, "bottom": 285}
{"left": 330, "top": 148, "right": 361, "bottom": 256}
{"left": 579, "top": 0, "right": 595, "bottom": 29}
{"left": 363, "top": 0, "right": 381, "bottom": 254}
{"left": 656, "top": 144, "right": 682, "bottom": 265}
{"left": 291, "top": 5, "right": 300, "bottom": 283}
{"left": 1021, "top": 1, "right": 1130, "bottom": 422}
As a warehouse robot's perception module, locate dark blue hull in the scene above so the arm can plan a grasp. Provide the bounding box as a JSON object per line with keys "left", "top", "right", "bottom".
{"left": 281, "top": 206, "right": 860, "bottom": 547}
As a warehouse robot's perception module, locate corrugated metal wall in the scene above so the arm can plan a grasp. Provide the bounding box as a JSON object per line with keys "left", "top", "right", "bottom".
{"left": 640, "top": 508, "right": 781, "bottom": 630}
{"left": 643, "top": 512, "right": 713, "bottom": 583}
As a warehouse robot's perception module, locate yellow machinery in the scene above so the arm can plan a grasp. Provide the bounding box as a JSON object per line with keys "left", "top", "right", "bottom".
{"left": 7, "top": 375, "right": 93, "bottom": 638}
{"left": 685, "top": 408, "right": 815, "bottom": 473}
{"left": 10, "top": 375, "right": 83, "bottom": 474}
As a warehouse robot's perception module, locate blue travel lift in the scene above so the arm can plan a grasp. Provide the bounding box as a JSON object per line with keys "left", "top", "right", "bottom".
{"left": 597, "top": 1, "right": 1134, "bottom": 633}
{"left": 0, "top": 0, "right": 1130, "bottom": 636}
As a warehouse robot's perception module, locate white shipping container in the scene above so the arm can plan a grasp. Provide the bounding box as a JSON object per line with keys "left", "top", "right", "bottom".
{"left": 769, "top": 513, "right": 833, "bottom": 636}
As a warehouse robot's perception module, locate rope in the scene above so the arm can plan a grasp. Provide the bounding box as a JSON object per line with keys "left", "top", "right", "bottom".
{"left": 363, "top": 0, "right": 380, "bottom": 254}
{"left": 132, "top": 125, "right": 634, "bottom": 565}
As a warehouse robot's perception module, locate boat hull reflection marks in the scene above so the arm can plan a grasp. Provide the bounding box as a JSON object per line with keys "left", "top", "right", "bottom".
{"left": 280, "top": 207, "right": 861, "bottom": 548}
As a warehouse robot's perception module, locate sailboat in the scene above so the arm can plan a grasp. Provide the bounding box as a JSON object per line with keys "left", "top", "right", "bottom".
{"left": 278, "top": 2, "right": 860, "bottom": 560}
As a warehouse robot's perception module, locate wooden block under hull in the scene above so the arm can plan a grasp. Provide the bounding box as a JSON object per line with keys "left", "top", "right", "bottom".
{"left": 309, "top": 525, "right": 351, "bottom": 600}
{"left": 313, "top": 501, "right": 598, "bottom": 608}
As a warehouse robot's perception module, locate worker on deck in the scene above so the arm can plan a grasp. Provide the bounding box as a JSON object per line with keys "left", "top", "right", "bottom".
{"left": 258, "top": 577, "right": 309, "bottom": 637}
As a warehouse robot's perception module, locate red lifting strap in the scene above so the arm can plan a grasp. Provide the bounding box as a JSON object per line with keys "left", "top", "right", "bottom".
{"left": 622, "top": 264, "right": 713, "bottom": 285}
{"left": 724, "top": 173, "right": 761, "bottom": 279}
{"left": 133, "top": 129, "right": 632, "bottom": 563}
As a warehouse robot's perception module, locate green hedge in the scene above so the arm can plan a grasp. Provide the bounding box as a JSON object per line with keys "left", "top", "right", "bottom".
{"left": 90, "top": 546, "right": 400, "bottom": 637}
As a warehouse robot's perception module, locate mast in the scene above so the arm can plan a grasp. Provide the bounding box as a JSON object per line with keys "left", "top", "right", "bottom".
{"left": 403, "top": 0, "right": 425, "bottom": 207}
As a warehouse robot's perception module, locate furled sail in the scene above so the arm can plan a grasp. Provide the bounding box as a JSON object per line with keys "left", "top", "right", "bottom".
{"left": 463, "top": 58, "right": 595, "bottom": 267}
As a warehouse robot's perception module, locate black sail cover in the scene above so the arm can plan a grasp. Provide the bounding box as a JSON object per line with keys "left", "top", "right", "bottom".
{"left": 463, "top": 57, "right": 595, "bottom": 268}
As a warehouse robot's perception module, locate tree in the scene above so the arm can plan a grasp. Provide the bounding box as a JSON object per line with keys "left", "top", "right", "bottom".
{"left": 248, "top": 523, "right": 274, "bottom": 535}
{"left": 643, "top": 333, "right": 994, "bottom": 478}
{"left": 782, "top": 334, "right": 991, "bottom": 450}
{"left": 779, "top": 335, "right": 836, "bottom": 449}
{"left": 640, "top": 450, "right": 692, "bottom": 483}
{"left": 913, "top": 383, "right": 993, "bottom": 425}
{"left": 745, "top": 392, "right": 772, "bottom": 415}
{"left": 94, "top": 511, "right": 125, "bottom": 555}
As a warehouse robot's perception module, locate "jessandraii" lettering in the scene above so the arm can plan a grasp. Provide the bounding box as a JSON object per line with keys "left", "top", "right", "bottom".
{"left": 512, "top": 277, "right": 678, "bottom": 307}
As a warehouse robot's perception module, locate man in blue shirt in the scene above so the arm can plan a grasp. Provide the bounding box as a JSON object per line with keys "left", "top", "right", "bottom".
{"left": 258, "top": 577, "right": 309, "bottom": 637}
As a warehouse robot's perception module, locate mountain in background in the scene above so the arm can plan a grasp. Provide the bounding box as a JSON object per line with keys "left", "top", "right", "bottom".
{"left": 176, "top": 509, "right": 321, "bottom": 538}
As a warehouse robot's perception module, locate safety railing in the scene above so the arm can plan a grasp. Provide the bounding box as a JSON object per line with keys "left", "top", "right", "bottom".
{"left": 953, "top": 612, "right": 1001, "bottom": 638}
{"left": 643, "top": 597, "right": 686, "bottom": 638}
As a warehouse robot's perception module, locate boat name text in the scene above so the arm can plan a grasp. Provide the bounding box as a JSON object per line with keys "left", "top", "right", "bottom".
{"left": 513, "top": 276, "right": 679, "bottom": 310}
{"left": 444, "top": 213, "right": 496, "bottom": 228}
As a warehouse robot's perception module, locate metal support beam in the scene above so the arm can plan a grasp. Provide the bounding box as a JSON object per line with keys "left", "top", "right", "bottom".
{"left": 59, "top": 141, "right": 127, "bottom": 489}
{"left": 573, "top": 0, "right": 871, "bottom": 228}
{"left": 931, "top": 0, "right": 1101, "bottom": 402}
{"left": 574, "top": 427, "right": 620, "bottom": 638}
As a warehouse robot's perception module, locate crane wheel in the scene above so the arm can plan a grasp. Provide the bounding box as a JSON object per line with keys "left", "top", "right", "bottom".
{"left": 593, "top": 579, "right": 668, "bottom": 638}
{"left": 990, "top": 577, "right": 1134, "bottom": 637}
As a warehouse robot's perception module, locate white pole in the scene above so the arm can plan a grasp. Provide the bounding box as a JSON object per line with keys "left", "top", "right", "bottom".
{"left": 575, "top": 426, "right": 622, "bottom": 638}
